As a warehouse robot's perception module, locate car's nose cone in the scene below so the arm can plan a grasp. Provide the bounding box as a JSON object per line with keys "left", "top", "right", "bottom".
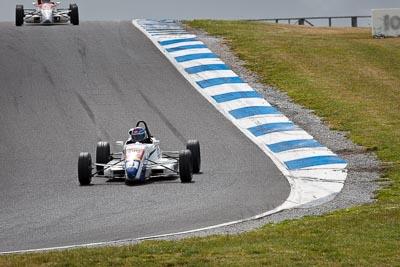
{"left": 126, "top": 167, "right": 139, "bottom": 179}
{"left": 41, "top": 9, "right": 53, "bottom": 24}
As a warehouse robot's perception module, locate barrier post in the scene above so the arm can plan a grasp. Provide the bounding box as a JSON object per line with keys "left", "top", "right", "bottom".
{"left": 351, "top": 17, "right": 358, "bottom": 27}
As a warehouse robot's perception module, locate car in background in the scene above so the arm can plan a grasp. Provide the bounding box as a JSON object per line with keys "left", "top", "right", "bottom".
{"left": 16, "top": 0, "right": 79, "bottom": 26}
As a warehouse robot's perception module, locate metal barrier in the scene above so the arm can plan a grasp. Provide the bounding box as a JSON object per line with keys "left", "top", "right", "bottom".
{"left": 246, "top": 16, "right": 371, "bottom": 27}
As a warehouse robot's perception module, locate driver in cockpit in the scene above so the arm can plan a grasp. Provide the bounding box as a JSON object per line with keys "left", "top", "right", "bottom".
{"left": 38, "top": 0, "right": 54, "bottom": 4}
{"left": 126, "top": 127, "right": 148, "bottom": 145}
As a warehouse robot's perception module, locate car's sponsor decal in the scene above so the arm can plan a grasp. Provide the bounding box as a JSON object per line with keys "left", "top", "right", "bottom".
{"left": 126, "top": 147, "right": 144, "bottom": 160}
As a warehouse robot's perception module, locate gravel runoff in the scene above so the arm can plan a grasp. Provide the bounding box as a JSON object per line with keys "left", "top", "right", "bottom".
{"left": 150, "top": 26, "right": 382, "bottom": 239}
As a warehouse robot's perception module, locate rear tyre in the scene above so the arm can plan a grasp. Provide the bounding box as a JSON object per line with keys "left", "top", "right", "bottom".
{"left": 16, "top": 5, "right": 24, "bottom": 26}
{"left": 186, "top": 140, "right": 201, "bottom": 173}
{"left": 179, "top": 150, "right": 193, "bottom": 183}
{"left": 78, "top": 152, "right": 92, "bottom": 186}
{"left": 70, "top": 4, "right": 79, "bottom": 25}
{"left": 96, "top": 141, "right": 110, "bottom": 175}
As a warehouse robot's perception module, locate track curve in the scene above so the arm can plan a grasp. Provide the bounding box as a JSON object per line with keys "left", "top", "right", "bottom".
{"left": 0, "top": 21, "right": 290, "bottom": 252}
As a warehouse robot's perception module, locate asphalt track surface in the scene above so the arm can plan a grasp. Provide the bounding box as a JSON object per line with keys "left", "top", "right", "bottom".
{"left": 0, "top": 21, "right": 290, "bottom": 252}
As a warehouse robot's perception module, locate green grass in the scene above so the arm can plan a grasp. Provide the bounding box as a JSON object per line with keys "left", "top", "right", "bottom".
{"left": 2, "top": 21, "right": 400, "bottom": 266}
{"left": 187, "top": 21, "right": 400, "bottom": 202}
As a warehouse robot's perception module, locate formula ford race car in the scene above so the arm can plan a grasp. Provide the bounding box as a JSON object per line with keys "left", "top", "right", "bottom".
{"left": 78, "top": 121, "right": 201, "bottom": 185}
{"left": 15, "top": 0, "right": 79, "bottom": 26}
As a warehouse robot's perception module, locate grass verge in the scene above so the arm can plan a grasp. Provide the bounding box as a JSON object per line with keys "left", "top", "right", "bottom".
{"left": 1, "top": 21, "right": 400, "bottom": 266}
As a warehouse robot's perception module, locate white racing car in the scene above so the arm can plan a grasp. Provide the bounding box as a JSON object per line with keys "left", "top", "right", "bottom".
{"left": 16, "top": 0, "right": 79, "bottom": 26}
{"left": 78, "top": 121, "right": 201, "bottom": 185}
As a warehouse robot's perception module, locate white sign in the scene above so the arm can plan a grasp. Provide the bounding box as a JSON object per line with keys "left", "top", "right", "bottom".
{"left": 372, "top": 9, "right": 400, "bottom": 37}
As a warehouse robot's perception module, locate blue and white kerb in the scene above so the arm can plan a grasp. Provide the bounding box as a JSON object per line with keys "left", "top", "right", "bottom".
{"left": 133, "top": 19, "right": 347, "bottom": 211}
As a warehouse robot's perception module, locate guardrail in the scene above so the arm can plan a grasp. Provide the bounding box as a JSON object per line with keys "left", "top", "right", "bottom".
{"left": 246, "top": 16, "right": 371, "bottom": 27}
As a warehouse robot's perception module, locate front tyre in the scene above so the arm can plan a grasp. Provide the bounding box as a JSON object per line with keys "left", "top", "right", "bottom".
{"left": 96, "top": 141, "right": 110, "bottom": 175}
{"left": 78, "top": 152, "right": 92, "bottom": 185}
{"left": 179, "top": 150, "right": 193, "bottom": 183}
{"left": 70, "top": 3, "right": 79, "bottom": 25}
{"left": 15, "top": 5, "right": 24, "bottom": 26}
{"left": 186, "top": 140, "right": 201, "bottom": 173}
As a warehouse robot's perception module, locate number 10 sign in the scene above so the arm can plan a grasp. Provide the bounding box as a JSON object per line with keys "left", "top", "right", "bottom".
{"left": 372, "top": 8, "right": 400, "bottom": 37}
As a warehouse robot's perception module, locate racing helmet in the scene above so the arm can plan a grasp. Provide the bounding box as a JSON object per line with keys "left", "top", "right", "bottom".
{"left": 129, "top": 127, "right": 147, "bottom": 142}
